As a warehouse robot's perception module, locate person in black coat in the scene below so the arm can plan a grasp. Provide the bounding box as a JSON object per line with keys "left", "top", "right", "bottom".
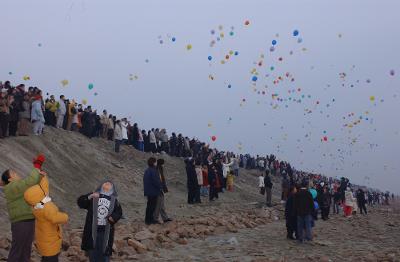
{"left": 285, "top": 186, "right": 297, "bottom": 240}
{"left": 356, "top": 189, "right": 368, "bottom": 215}
{"left": 185, "top": 158, "right": 199, "bottom": 204}
{"left": 320, "top": 187, "right": 331, "bottom": 220}
{"left": 77, "top": 180, "right": 123, "bottom": 262}
{"left": 143, "top": 157, "right": 162, "bottom": 224}
{"left": 293, "top": 181, "right": 315, "bottom": 242}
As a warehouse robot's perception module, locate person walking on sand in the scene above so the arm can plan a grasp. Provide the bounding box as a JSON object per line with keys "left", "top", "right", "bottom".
{"left": 24, "top": 174, "right": 69, "bottom": 262}
{"left": 1, "top": 155, "right": 45, "bottom": 262}
{"left": 77, "top": 181, "right": 123, "bottom": 262}
{"left": 153, "top": 159, "right": 173, "bottom": 223}
{"left": 293, "top": 181, "right": 315, "bottom": 243}
{"left": 356, "top": 188, "right": 368, "bottom": 215}
{"left": 264, "top": 169, "right": 273, "bottom": 207}
{"left": 143, "top": 157, "right": 162, "bottom": 225}
{"left": 285, "top": 186, "right": 297, "bottom": 240}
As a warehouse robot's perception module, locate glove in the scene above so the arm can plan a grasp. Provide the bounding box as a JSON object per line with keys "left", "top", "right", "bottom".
{"left": 33, "top": 154, "right": 46, "bottom": 169}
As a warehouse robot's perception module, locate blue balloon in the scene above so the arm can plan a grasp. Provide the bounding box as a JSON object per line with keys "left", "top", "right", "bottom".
{"left": 234, "top": 51, "right": 239, "bottom": 56}
{"left": 228, "top": 84, "right": 232, "bottom": 88}
{"left": 172, "top": 37, "right": 176, "bottom": 42}
{"left": 208, "top": 56, "right": 212, "bottom": 61}
{"left": 252, "top": 76, "right": 258, "bottom": 82}
{"left": 272, "top": 40, "right": 277, "bottom": 45}
{"left": 293, "top": 30, "right": 299, "bottom": 36}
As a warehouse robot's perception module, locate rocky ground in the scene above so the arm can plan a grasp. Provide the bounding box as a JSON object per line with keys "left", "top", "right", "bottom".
{"left": 0, "top": 128, "right": 399, "bottom": 261}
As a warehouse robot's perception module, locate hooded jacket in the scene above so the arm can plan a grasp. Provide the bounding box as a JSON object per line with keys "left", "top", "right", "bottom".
{"left": 4, "top": 168, "right": 41, "bottom": 223}
{"left": 77, "top": 181, "right": 122, "bottom": 256}
{"left": 24, "top": 176, "right": 69, "bottom": 257}
{"left": 31, "top": 99, "right": 45, "bottom": 123}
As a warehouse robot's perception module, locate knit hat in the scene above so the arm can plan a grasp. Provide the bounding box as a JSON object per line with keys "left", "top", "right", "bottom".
{"left": 33, "top": 154, "right": 45, "bottom": 169}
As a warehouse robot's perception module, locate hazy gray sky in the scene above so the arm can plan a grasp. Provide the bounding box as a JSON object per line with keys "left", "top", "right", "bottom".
{"left": 1, "top": 0, "right": 399, "bottom": 193}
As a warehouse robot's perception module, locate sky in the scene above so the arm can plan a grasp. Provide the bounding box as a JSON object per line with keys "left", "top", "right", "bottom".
{"left": 1, "top": 0, "right": 399, "bottom": 193}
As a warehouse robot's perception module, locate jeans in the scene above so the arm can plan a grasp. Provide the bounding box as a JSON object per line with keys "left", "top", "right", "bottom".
{"left": 297, "top": 215, "right": 313, "bottom": 242}
{"left": 266, "top": 187, "right": 272, "bottom": 206}
{"left": 32, "top": 120, "right": 44, "bottom": 135}
{"left": 145, "top": 196, "right": 158, "bottom": 224}
{"left": 137, "top": 141, "right": 144, "bottom": 151}
{"left": 200, "top": 186, "right": 209, "bottom": 196}
{"left": 114, "top": 139, "right": 122, "bottom": 153}
{"left": 154, "top": 193, "right": 169, "bottom": 221}
{"left": 8, "top": 219, "right": 35, "bottom": 262}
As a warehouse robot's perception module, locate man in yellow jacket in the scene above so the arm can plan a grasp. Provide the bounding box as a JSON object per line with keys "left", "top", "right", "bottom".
{"left": 24, "top": 174, "right": 69, "bottom": 261}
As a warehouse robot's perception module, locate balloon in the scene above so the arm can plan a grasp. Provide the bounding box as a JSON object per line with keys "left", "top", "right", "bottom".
{"left": 270, "top": 46, "right": 275, "bottom": 52}
{"left": 323, "top": 136, "right": 328, "bottom": 141}
{"left": 82, "top": 99, "right": 87, "bottom": 105}
{"left": 23, "top": 75, "right": 30, "bottom": 81}
{"left": 293, "top": 30, "right": 299, "bottom": 36}
{"left": 244, "top": 20, "right": 250, "bottom": 26}
{"left": 145, "top": 59, "right": 149, "bottom": 63}
{"left": 270, "top": 66, "right": 275, "bottom": 71}
{"left": 186, "top": 44, "right": 192, "bottom": 50}
{"left": 234, "top": 51, "right": 239, "bottom": 56}
{"left": 94, "top": 92, "right": 98, "bottom": 96}
{"left": 309, "top": 189, "right": 317, "bottom": 199}
{"left": 229, "top": 31, "right": 234, "bottom": 36}
{"left": 211, "top": 29, "right": 215, "bottom": 35}
{"left": 60, "top": 79, "right": 69, "bottom": 87}
{"left": 272, "top": 40, "right": 277, "bottom": 45}
{"left": 159, "top": 40, "right": 163, "bottom": 44}
{"left": 389, "top": 69, "right": 395, "bottom": 76}
{"left": 211, "top": 136, "right": 217, "bottom": 142}
{"left": 38, "top": 43, "right": 42, "bottom": 47}
{"left": 225, "top": 55, "right": 229, "bottom": 60}
{"left": 370, "top": 96, "right": 375, "bottom": 101}
{"left": 252, "top": 76, "right": 258, "bottom": 82}
{"left": 208, "top": 56, "right": 212, "bottom": 61}
{"left": 228, "top": 84, "right": 232, "bottom": 88}
{"left": 297, "top": 37, "right": 303, "bottom": 43}
{"left": 8, "top": 72, "right": 12, "bottom": 75}
{"left": 88, "top": 83, "right": 94, "bottom": 90}
{"left": 229, "top": 50, "right": 234, "bottom": 55}
{"left": 171, "top": 37, "right": 176, "bottom": 42}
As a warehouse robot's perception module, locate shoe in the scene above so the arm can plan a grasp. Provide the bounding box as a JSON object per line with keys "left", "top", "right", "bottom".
{"left": 163, "top": 218, "right": 173, "bottom": 223}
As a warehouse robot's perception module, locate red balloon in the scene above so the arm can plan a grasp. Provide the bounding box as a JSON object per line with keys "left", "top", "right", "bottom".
{"left": 323, "top": 136, "right": 328, "bottom": 141}
{"left": 211, "top": 136, "right": 217, "bottom": 142}
{"left": 244, "top": 20, "right": 250, "bottom": 26}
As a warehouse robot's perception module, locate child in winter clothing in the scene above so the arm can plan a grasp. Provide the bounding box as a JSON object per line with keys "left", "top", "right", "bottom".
{"left": 24, "top": 175, "right": 69, "bottom": 262}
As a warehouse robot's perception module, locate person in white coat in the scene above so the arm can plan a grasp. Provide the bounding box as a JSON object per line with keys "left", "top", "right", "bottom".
{"left": 114, "top": 120, "right": 123, "bottom": 153}
{"left": 31, "top": 95, "right": 45, "bottom": 135}
{"left": 149, "top": 129, "right": 157, "bottom": 153}
{"left": 121, "top": 118, "right": 128, "bottom": 144}
{"left": 56, "top": 95, "right": 66, "bottom": 129}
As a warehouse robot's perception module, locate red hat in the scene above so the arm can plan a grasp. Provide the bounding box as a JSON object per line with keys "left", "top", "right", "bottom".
{"left": 33, "top": 154, "right": 45, "bottom": 169}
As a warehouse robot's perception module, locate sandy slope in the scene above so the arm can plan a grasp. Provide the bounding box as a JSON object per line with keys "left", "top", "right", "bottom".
{"left": 1, "top": 128, "right": 399, "bottom": 261}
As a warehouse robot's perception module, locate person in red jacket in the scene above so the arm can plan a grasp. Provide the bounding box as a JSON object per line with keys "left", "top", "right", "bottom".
{"left": 201, "top": 165, "right": 209, "bottom": 197}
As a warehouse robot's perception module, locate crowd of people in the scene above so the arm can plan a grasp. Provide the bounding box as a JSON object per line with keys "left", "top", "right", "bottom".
{"left": 0, "top": 80, "right": 397, "bottom": 260}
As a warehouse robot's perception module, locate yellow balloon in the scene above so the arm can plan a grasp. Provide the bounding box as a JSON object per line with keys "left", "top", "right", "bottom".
{"left": 61, "top": 79, "right": 69, "bottom": 87}
{"left": 82, "top": 99, "right": 88, "bottom": 105}
{"left": 186, "top": 44, "right": 192, "bottom": 50}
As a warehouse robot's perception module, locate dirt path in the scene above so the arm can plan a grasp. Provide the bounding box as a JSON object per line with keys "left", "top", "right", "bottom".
{"left": 146, "top": 205, "right": 400, "bottom": 262}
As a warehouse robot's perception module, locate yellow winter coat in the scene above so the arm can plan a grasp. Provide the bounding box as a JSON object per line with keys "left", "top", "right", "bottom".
{"left": 24, "top": 176, "right": 69, "bottom": 257}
